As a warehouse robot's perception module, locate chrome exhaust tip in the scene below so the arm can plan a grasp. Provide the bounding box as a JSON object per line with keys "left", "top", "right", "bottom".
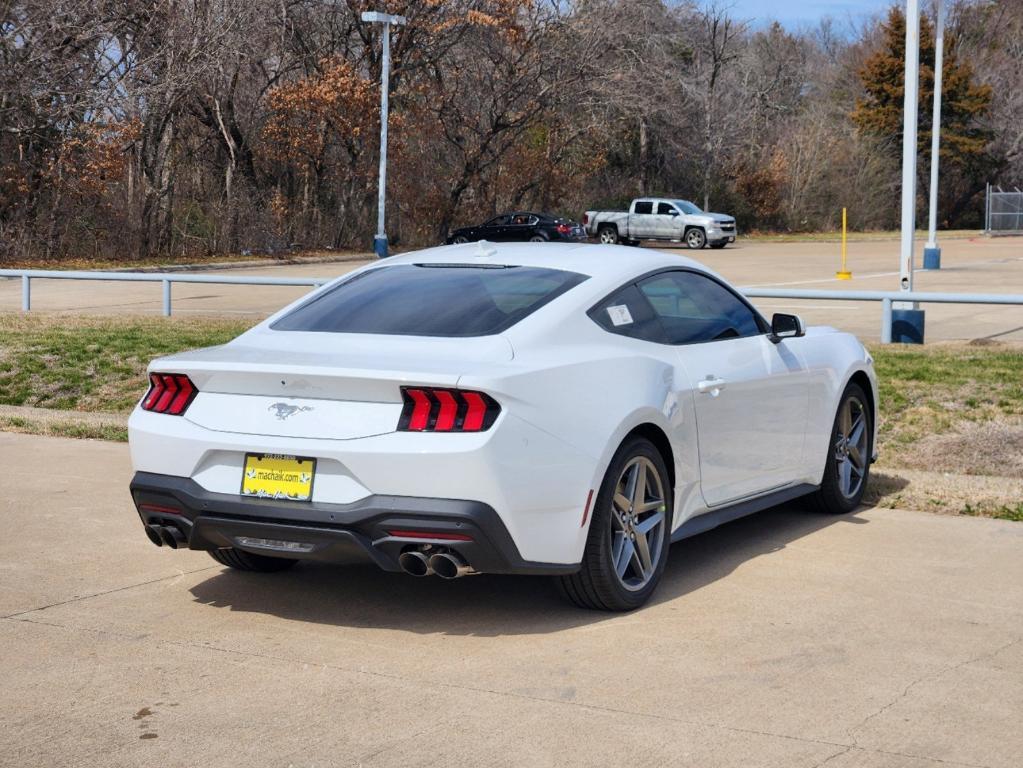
{"left": 428, "top": 552, "right": 473, "bottom": 580}
{"left": 398, "top": 550, "right": 433, "bottom": 577}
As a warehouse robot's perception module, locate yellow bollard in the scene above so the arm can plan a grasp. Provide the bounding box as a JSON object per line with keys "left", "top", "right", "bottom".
{"left": 836, "top": 207, "right": 852, "bottom": 280}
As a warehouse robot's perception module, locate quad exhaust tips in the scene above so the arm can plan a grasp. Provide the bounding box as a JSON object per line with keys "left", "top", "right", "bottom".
{"left": 397, "top": 549, "right": 473, "bottom": 579}
{"left": 428, "top": 552, "right": 472, "bottom": 580}
{"left": 145, "top": 524, "right": 187, "bottom": 550}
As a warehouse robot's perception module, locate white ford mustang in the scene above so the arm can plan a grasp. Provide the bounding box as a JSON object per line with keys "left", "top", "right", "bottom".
{"left": 129, "top": 242, "right": 877, "bottom": 610}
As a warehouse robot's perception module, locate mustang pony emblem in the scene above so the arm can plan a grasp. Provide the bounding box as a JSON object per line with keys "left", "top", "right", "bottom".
{"left": 268, "top": 403, "right": 314, "bottom": 421}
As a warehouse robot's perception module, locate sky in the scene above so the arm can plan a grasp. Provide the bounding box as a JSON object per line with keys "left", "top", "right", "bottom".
{"left": 728, "top": 0, "right": 895, "bottom": 30}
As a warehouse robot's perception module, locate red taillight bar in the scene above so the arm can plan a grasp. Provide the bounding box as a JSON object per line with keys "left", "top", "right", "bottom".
{"left": 398, "top": 387, "right": 500, "bottom": 432}
{"left": 141, "top": 373, "right": 198, "bottom": 416}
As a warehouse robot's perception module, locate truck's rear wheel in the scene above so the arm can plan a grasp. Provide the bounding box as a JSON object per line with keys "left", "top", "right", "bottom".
{"left": 598, "top": 226, "right": 619, "bottom": 245}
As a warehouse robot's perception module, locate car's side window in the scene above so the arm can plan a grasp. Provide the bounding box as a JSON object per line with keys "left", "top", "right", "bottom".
{"left": 638, "top": 271, "right": 763, "bottom": 344}
{"left": 485, "top": 215, "right": 509, "bottom": 227}
{"left": 588, "top": 285, "right": 665, "bottom": 343}
{"left": 633, "top": 201, "right": 653, "bottom": 214}
{"left": 656, "top": 202, "right": 676, "bottom": 215}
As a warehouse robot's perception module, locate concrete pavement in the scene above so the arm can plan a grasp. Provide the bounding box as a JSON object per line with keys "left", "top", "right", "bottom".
{"left": 2, "top": 431, "right": 1022, "bottom": 767}
{"left": 2, "top": 235, "right": 1022, "bottom": 340}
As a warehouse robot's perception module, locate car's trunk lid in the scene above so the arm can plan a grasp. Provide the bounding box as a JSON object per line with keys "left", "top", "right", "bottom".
{"left": 153, "top": 331, "right": 514, "bottom": 440}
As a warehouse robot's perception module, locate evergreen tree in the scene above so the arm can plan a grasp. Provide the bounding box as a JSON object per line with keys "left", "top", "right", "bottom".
{"left": 853, "top": 7, "right": 995, "bottom": 226}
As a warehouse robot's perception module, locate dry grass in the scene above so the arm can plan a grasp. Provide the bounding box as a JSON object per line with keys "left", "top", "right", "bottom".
{"left": 0, "top": 313, "right": 251, "bottom": 412}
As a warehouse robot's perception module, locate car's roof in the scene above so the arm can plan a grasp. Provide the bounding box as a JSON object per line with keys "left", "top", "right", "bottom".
{"left": 384, "top": 242, "right": 713, "bottom": 290}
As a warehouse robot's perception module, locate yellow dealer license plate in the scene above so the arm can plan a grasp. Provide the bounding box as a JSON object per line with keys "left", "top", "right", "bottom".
{"left": 241, "top": 454, "right": 316, "bottom": 501}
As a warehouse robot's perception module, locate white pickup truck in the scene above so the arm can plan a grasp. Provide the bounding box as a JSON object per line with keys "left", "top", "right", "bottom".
{"left": 583, "top": 198, "right": 737, "bottom": 249}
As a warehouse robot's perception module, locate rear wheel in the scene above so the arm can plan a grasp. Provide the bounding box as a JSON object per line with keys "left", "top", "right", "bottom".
{"left": 558, "top": 437, "right": 672, "bottom": 611}
{"left": 208, "top": 548, "right": 298, "bottom": 572}
{"left": 452, "top": 235, "right": 469, "bottom": 244}
{"left": 685, "top": 227, "right": 706, "bottom": 249}
{"left": 808, "top": 382, "right": 872, "bottom": 514}
{"left": 529, "top": 234, "right": 547, "bottom": 242}
{"left": 598, "top": 226, "right": 619, "bottom": 245}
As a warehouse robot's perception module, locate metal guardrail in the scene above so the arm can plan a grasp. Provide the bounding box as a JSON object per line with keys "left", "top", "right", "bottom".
{"left": 741, "top": 288, "right": 1023, "bottom": 343}
{"left": 3, "top": 269, "right": 1023, "bottom": 343}
{"left": 0, "top": 269, "right": 329, "bottom": 317}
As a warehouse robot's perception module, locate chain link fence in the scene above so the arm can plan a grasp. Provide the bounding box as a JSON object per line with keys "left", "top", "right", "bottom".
{"left": 985, "top": 184, "right": 1023, "bottom": 234}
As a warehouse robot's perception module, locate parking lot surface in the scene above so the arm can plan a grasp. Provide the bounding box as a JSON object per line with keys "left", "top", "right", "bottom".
{"left": 2, "top": 235, "right": 1022, "bottom": 341}
{"left": 2, "top": 431, "right": 1022, "bottom": 767}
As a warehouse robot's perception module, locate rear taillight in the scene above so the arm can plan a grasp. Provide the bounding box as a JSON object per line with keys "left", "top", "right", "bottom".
{"left": 556, "top": 223, "right": 571, "bottom": 235}
{"left": 398, "top": 387, "right": 500, "bottom": 432}
{"left": 141, "top": 373, "right": 198, "bottom": 415}
{"left": 582, "top": 213, "right": 589, "bottom": 225}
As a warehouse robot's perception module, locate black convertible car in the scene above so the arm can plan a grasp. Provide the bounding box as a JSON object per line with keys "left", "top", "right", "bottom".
{"left": 446, "top": 211, "right": 587, "bottom": 244}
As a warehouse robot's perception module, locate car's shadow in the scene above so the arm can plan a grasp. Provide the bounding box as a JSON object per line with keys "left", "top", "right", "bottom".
{"left": 188, "top": 504, "right": 868, "bottom": 636}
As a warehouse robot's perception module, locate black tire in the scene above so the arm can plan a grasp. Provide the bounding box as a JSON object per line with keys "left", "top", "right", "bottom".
{"left": 709, "top": 241, "right": 727, "bottom": 250}
{"left": 598, "top": 225, "right": 619, "bottom": 245}
{"left": 452, "top": 235, "right": 469, "bottom": 244}
{"left": 208, "top": 548, "right": 299, "bottom": 572}
{"left": 529, "top": 234, "right": 548, "bottom": 242}
{"left": 807, "top": 382, "right": 873, "bottom": 515}
{"left": 685, "top": 227, "right": 706, "bottom": 249}
{"left": 557, "top": 437, "right": 672, "bottom": 611}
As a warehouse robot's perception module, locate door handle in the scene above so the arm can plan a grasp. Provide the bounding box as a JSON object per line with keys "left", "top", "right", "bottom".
{"left": 697, "top": 377, "right": 727, "bottom": 395}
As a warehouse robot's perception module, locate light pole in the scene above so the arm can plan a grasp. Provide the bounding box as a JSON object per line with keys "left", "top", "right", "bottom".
{"left": 891, "top": 0, "right": 926, "bottom": 343}
{"left": 362, "top": 11, "right": 406, "bottom": 259}
{"left": 923, "top": 0, "right": 945, "bottom": 270}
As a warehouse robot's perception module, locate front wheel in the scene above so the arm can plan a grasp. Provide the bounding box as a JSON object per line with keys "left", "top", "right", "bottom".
{"left": 557, "top": 437, "right": 672, "bottom": 611}
{"left": 709, "top": 241, "right": 727, "bottom": 250}
{"left": 808, "top": 382, "right": 872, "bottom": 514}
{"left": 452, "top": 235, "right": 469, "bottom": 244}
{"left": 598, "top": 226, "right": 619, "bottom": 245}
{"left": 685, "top": 228, "right": 707, "bottom": 249}
{"left": 209, "top": 548, "right": 298, "bottom": 572}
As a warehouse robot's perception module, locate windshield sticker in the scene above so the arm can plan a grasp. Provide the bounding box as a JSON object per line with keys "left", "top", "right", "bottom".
{"left": 607, "top": 305, "right": 634, "bottom": 326}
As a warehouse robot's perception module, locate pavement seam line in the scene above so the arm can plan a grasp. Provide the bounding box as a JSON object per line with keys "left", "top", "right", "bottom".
{"left": 844, "top": 635, "right": 1023, "bottom": 760}
{"left": 0, "top": 565, "right": 220, "bottom": 619}
{"left": 1, "top": 614, "right": 998, "bottom": 768}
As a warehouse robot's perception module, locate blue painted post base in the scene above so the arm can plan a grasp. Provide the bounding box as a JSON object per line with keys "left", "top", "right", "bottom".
{"left": 891, "top": 309, "right": 925, "bottom": 344}
{"left": 923, "top": 246, "right": 941, "bottom": 270}
{"left": 373, "top": 235, "right": 389, "bottom": 259}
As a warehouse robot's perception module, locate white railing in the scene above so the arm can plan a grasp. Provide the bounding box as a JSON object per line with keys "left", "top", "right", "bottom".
{"left": 741, "top": 288, "right": 1023, "bottom": 343}
{"left": 0, "top": 269, "right": 328, "bottom": 317}
{"left": 3, "top": 269, "right": 1023, "bottom": 343}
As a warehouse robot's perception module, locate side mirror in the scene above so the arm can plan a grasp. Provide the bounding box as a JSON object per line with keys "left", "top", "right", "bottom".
{"left": 669, "top": 209, "right": 680, "bottom": 216}
{"left": 770, "top": 313, "right": 805, "bottom": 343}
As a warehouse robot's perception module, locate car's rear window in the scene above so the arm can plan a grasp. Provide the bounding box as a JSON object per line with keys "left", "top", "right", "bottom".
{"left": 270, "top": 263, "right": 588, "bottom": 337}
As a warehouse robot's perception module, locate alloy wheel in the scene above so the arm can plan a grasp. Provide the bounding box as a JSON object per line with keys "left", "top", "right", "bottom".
{"left": 599, "top": 229, "right": 617, "bottom": 244}
{"left": 609, "top": 456, "right": 666, "bottom": 592}
{"left": 834, "top": 396, "right": 868, "bottom": 499}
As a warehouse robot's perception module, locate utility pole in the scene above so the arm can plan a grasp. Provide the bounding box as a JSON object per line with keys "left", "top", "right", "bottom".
{"left": 923, "top": 0, "right": 945, "bottom": 270}
{"left": 362, "top": 11, "right": 406, "bottom": 259}
{"left": 891, "top": 0, "right": 926, "bottom": 343}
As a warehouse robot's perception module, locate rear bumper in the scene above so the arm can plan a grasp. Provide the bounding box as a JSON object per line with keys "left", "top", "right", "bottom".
{"left": 130, "top": 472, "right": 578, "bottom": 576}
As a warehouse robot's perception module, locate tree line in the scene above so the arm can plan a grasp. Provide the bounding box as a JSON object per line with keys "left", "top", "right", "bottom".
{"left": 1, "top": 0, "right": 1019, "bottom": 263}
